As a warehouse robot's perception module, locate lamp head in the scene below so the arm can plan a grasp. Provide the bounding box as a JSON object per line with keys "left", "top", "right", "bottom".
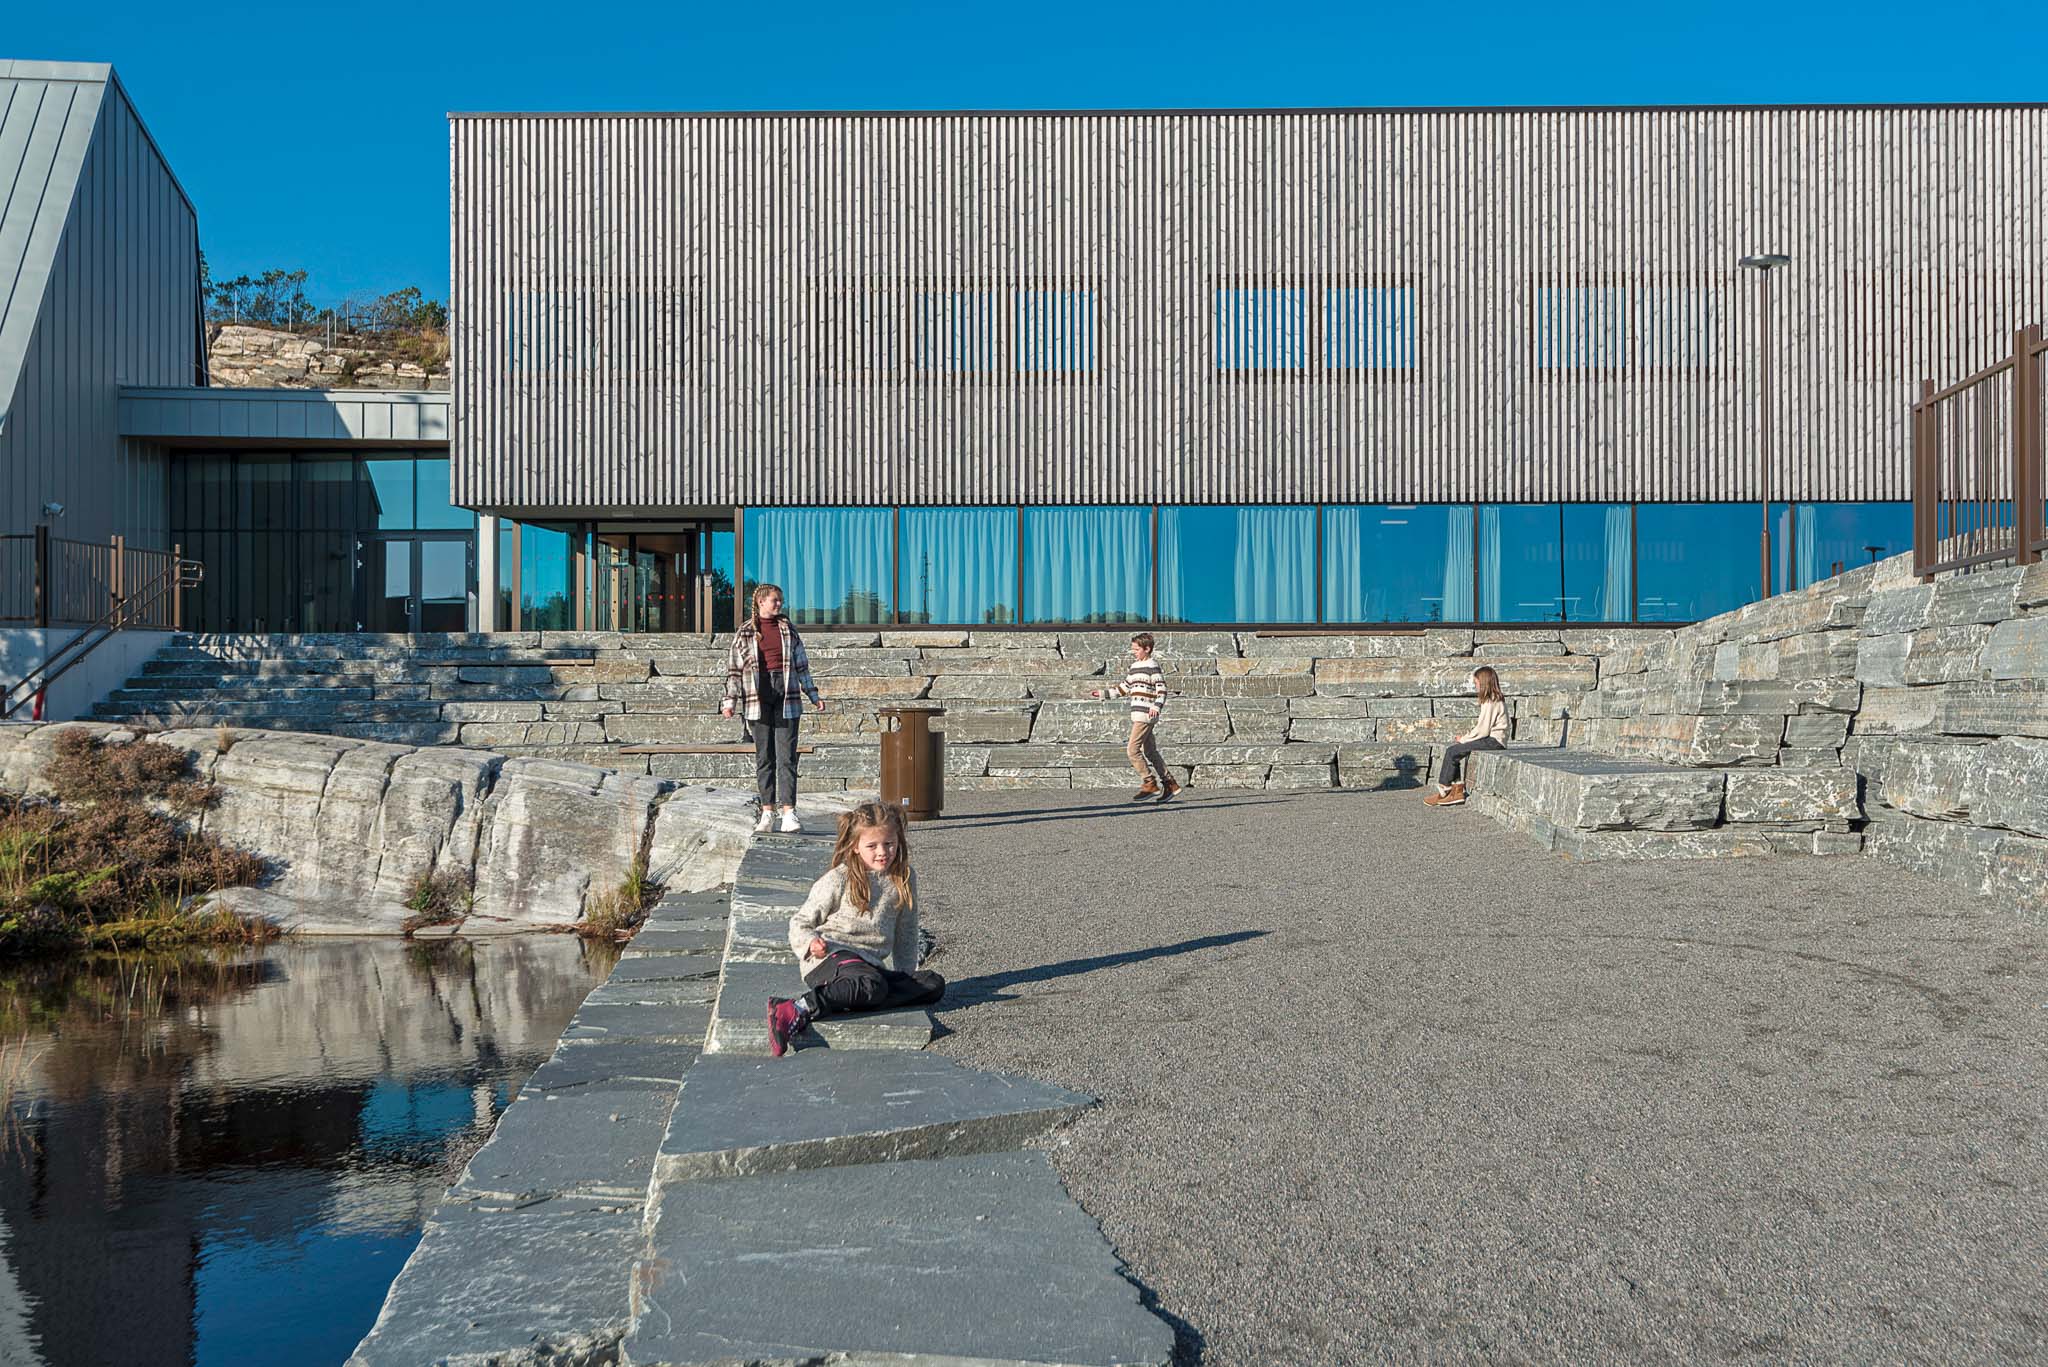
{"left": 1738, "top": 253, "right": 1792, "bottom": 270}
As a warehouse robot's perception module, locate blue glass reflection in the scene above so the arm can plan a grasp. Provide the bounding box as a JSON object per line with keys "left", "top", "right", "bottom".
{"left": 359, "top": 459, "right": 415, "bottom": 530}
{"left": 1022, "top": 507, "right": 1151, "bottom": 624}
{"left": 519, "top": 523, "right": 577, "bottom": 630}
{"left": 1157, "top": 506, "right": 1314, "bottom": 623}
{"left": 1776, "top": 502, "right": 1912, "bottom": 588}
{"left": 1321, "top": 505, "right": 1473, "bottom": 622}
{"left": 1479, "top": 505, "right": 1568, "bottom": 623}
{"left": 414, "top": 459, "right": 474, "bottom": 531}
{"left": 1638, "top": 504, "right": 1763, "bottom": 622}
{"left": 900, "top": 508, "right": 1017, "bottom": 623}
{"left": 1561, "top": 504, "right": 1633, "bottom": 622}
{"left": 744, "top": 508, "right": 893, "bottom": 624}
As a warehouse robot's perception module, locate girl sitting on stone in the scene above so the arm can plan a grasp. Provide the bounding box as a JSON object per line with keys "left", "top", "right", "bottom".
{"left": 1425, "top": 666, "right": 1510, "bottom": 807}
{"left": 767, "top": 801, "right": 945, "bottom": 1057}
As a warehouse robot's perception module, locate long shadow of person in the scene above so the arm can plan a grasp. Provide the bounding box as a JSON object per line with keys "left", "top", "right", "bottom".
{"left": 937, "top": 930, "right": 1269, "bottom": 1012}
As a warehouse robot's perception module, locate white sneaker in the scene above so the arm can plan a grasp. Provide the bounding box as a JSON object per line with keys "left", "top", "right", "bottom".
{"left": 778, "top": 810, "right": 802, "bottom": 834}
{"left": 753, "top": 808, "right": 774, "bottom": 834}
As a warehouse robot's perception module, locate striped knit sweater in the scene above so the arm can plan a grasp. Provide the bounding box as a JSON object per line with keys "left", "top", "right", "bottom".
{"left": 1109, "top": 657, "right": 1166, "bottom": 720}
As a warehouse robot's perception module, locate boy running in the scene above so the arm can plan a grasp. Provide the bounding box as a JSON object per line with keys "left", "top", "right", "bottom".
{"left": 1091, "top": 632, "right": 1178, "bottom": 803}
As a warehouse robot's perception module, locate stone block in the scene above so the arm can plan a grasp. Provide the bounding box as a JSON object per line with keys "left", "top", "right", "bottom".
{"left": 1377, "top": 716, "right": 1464, "bottom": 744}
{"left": 881, "top": 630, "right": 968, "bottom": 647}
{"left": 1105, "top": 630, "right": 1239, "bottom": 657}
{"left": 1167, "top": 674, "right": 1315, "bottom": 697}
{"left": 1240, "top": 633, "right": 1426, "bottom": 658}
{"left": 1069, "top": 765, "right": 1153, "bottom": 788}
{"left": 811, "top": 674, "right": 934, "bottom": 700}
{"left": 1266, "top": 762, "right": 1336, "bottom": 789}
{"left": 1191, "top": 764, "right": 1270, "bottom": 787}
{"left": 439, "top": 701, "right": 545, "bottom": 722}
{"left": 1029, "top": 700, "right": 1229, "bottom": 744}
{"left": 1424, "top": 628, "right": 1476, "bottom": 655}
{"left": 1475, "top": 751, "right": 1726, "bottom": 831}
{"left": 945, "top": 745, "right": 992, "bottom": 776}
{"left": 1475, "top": 641, "right": 1566, "bottom": 658}
{"left": 644, "top": 789, "right": 758, "bottom": 894}
{"left": 541, "top": 700, "right": 625, "bottom": 720}
{"left": 932, "top": 653, "right": 1104, "bottom": 676}
{"left": 1966, "top": 737, "right": 2048, "bottom": 839}
{"left": 807, "top": 656, "right": 915, "bottom": 677}
{"left": 1930, "top": 680, "right": 2048, "bottom": 737}
{"left": 599, "top": 677, "right": 725, "bottom": 704}
{"left": 1475, "top": 628, "right": 1559, "bottom": 644}
{"left": 456, "top": 665, "right": 555, "bottom": 686}
{"left": 454, "top": 1078, "right": 676, "bottom": 1202}
{"left": 460, "top": 721, "right": 609, "bottom": 748}
{"left": 1862, "top": 583, "right": 1935, "bottom": 636}
{"left": 965, "top": 631, "right": 1064, "bottom": 649}
{"left": 1784, "top": 713, "right": 1851, "bottom": 750}
{"left": 1177, "top": 743, "right": 1329, "bottom": 765}
{"left": 1216, "top": 656, "right": 1316, "bottom": 676}
{"left": 992, "top": 743, "right": 1141, "bottom": 768}
{"left": 1926, "top": 567, "right": 2024, "bottom": 627}
{"left": 1984, "top": 615, "right": 2048, "bottom": 680}
{"left": 345, "top": 1198, "right": 641, "bottom": 1367}
{"left": 1855, "top": 687, "right": 1942, "bottom": 735}
{"left": 1223, "top": 708, "right": 1289, "bottom": 742}
{"left": 796, "top": 631, "right": 883, "bottom": 649}
{"left": 1877, "top": 741, "right": 1981, "bottom": 821}
{"left": 1287, "top": 695, "right": 1385, "bottom": 718}
{"left": 1279, "top": 715, "right": 1375, "bottom": 743}
{"left": 628, "top": 1151, "right": 1174, "bottom": 1367}
{"left": 602, "top": 714, "right": 742, "bottom": 746}
{"left": 928, "top": 675, "right": 1034, "bottom": 700}
{"left": 707, "top": 960, "right": 934, "bottom": 1054}
{"left": 1723, "top": 769, "right": 1860, "bottom": 823}
{"left": 1312, "top": 659, "right": 1464, "bottom": 696}
{"left": 655, "top": 1053, "right": 1092, "bottom": 1185}
{"left": 1335, "top": 743, "right": 1432, "bottom": 789}
{"left": 647, "top": 651, "right": 729, "bottom": 675}
{"left": 936, "top": 706, "right": 1039, "bottom": 744}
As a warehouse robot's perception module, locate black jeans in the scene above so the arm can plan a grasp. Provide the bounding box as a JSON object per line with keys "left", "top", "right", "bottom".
{"left": 1438, "top": 736, "right": 1504, "bottom": 787}
{"left": 754, "top": 707, "right": 801, "bottom": 808}
{"left": 803, "top": 951, "right": 946, "bottom": 1017}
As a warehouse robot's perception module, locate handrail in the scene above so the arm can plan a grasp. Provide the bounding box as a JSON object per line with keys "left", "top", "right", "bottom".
{"left": 2, "top": 556, "right": 204, "bottom": 720}
{"left": 1913, "top": 323, "right": 2044, "bottom": 580}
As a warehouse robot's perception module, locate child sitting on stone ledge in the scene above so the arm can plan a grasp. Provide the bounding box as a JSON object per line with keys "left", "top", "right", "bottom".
{"left": 767, "top": 801, "right": 945, "bottom": 1057}
{"left": 1425, "top": 665, "right": 1510, "bottom": 808}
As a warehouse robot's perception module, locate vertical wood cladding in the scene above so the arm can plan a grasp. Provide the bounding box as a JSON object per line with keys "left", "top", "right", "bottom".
{"left": 451, "top": 107, "right": 2047, "bottom": 510}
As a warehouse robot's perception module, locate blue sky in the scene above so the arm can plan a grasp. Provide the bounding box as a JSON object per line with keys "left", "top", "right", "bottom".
{"left": 14, "top": 0, "right": 2045, "bottom": 303}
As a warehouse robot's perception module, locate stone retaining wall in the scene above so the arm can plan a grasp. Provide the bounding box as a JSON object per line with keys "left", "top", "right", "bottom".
{"left": 1573, "top": 556, "right": 2048, "bottom": 918}
{"left": 99, "top": 628, "right": 1664, "bottom": 793}
{"left": 0, "top": 720, "right": 784, "bottom": 933}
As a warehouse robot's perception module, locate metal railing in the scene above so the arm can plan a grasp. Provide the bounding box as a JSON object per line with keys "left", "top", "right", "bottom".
{"left": 2, "top": 548, "right": 205, "bottom": 720}
{"left": 1, "top": 532, "right": 196, "bottom": 629}
{"left": 1912, "top": 323, "right": 2047, "bottom": 578}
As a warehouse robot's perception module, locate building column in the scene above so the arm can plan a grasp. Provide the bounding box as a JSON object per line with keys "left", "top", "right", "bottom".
{"left": 476, "top": 514, "right": 501, "bottom": 632}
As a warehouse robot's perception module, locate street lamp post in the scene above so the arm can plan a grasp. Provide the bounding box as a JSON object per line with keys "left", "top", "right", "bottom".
{"left": 1739, "top": 253, "right": 1792, "bottom": 598}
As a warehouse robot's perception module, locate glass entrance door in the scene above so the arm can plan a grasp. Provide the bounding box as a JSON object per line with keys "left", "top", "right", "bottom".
{"left": 362, "top": 535, "right": 473, "bottom": 632}
{"left": 592, "top": 531, "right": 700, "bottom": 632}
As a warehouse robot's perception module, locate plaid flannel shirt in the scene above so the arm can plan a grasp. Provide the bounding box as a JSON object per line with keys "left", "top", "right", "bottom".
{"left": 724, "top": 618, "right": 821, "bottom": 722}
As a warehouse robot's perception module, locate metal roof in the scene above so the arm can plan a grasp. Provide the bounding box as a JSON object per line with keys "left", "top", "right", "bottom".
{"left": 0, "top": 62, "right": 109, "bottom": 439}
{"left": 118, "top": 385, "right": 452, "bottom": 447}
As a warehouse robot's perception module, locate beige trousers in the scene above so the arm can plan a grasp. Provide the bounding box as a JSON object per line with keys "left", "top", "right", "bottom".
{"left": 1127, "top": 716, "right": 1167, "bottom": 785}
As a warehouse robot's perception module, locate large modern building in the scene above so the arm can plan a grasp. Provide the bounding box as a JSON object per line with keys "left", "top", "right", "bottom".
{"left": 5, "top": 68, "right": 2046, "bottom": 634}
{"left": 452, "top": 104, "right": 2046, "bottom": 631}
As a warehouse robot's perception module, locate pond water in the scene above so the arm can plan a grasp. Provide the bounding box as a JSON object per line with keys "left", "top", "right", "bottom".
{"left": 0, "top": 936, "right": 613, "bottom": 1367}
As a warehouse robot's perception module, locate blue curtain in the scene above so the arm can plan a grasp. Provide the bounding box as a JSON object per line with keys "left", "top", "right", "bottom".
{"left": 1157, "top": 506, "right": 1313, "bottom": 622}
{"left": 1023, "top": 507, "right": 1151, "bottom": 623}
{"left": 745, "top": 508, "right": 893, "bottom": 624}
{"left": 899, "top": 507, "right": 1017, "bottom": 623}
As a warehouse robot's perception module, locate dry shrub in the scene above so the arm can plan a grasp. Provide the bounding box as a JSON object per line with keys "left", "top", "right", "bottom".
{"left": 579, "top": 858, "right": 653, "bottom": 941}
{"left": 401, "top": 869, "right": 474, "bottom": 938}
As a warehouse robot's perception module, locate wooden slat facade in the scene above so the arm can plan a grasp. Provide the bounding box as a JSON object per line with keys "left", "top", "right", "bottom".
{"left": 451, "top": 106, "right": 2048, "bottom": 511}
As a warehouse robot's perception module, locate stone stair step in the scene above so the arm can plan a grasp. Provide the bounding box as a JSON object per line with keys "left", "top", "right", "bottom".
{"left": 654, "top": 1052, "right": 1091, "bottom": 1184}
{"left": 706, "top": 959, "right": 934, "bottom": 1054}
{"left": 625, "top": 1150, "right": 1172, "bottom": 1367}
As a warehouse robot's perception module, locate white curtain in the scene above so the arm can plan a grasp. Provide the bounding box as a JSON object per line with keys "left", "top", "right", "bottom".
{"left": 900, "top": 507, "right": 1015, "bottom": 623}
{"left": 1602, "top": 505, "right": 1633, "bottom": 621}
{"left": 1231, "top": 506, "right": 1316, "bottom": 622}
{"left": 1023, "top": 507, "right": 1150, "bottom": 623}
{"left": 747, "top": 508, "right": 892, "bottom": 624}
{"left": 1442, "top": 507, "right": 1476, "bottom": 621}
{"left": 1323, "top": 506, "right": 1365, "bottom": 620}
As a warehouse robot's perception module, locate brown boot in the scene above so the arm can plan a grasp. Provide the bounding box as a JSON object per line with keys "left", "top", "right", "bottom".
{"left": 1156, "top": 778, "right": 1180, "bottom": 803}
{"left": 1130, "top": 780, "right": 1160, "bottom": 802}
{"left": 1440, "top": 782, "right": 1467, "bottom": 806}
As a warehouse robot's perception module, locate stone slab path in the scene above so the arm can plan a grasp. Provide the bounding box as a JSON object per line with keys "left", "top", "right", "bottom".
{"left": 353, "top": 828, "right": 1174, "bottom": 1367}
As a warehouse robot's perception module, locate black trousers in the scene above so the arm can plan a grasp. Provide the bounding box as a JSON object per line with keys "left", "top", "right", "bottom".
{"left": 803, "top": 952, "right": 946, "bottom": 1017}
{"left": 754, "top": 709, "right": 801, "bottom": 808}
{"left": 1438, "top": 736, "right": 1505, "bottom": 786}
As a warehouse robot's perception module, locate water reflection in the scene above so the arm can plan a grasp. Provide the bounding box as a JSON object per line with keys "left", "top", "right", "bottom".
{"left": 0, "top": 937, "right": 613, "bottom": 1367}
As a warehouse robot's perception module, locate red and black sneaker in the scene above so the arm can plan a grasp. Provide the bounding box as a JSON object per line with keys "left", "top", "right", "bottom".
{"left": 767, "top": 997, "right": 809, "bottom": 1058}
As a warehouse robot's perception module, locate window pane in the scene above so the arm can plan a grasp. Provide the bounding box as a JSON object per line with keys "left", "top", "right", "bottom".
{"left": 1561, "top": 504, "right": 1633, "bottom": 622}
{"left": 1637, "top": 504, "right": 1764, "bottom": 622}
{"left": 1533, "top": 286, "right": 1623, "bottom": 370}
{"left": 706, "top": 528, "right": 736, "bottom": 632}
{"left": 1021, "top": 507, "right": 1152, "bottom": 624}
{"left": 415, "top": 458, "right": 473, "bottom": 530}
{"left": 900, "top": 508, "right": 1017, "bottom": 624}
{"left": 299, "top": 459, "right": 355, "bottom": 531}
{"left": 1216, "top": 288, "right": 1308, "bottom": 371}
{"left": 1322, "top": 505, "right": 1474, "bottom": 623}
{"left": 743, "top": 508, "right": 893, "bottom": 625}
{"left": 1478, "top": 505, "right": 1567, "bottom": 623}
{"left": 1778, "top": 501, "right": 1912, "bottom": 588}
{"left": 1158, "top": 506, "right": 1314, "bottom": 623}
{"left": 360, "top": 458, "right": 415, "bottom": 530}
{"left": 300, "top": 532, "right": 356, "bottom": 631}
{"left": 1324, "top": 287, "right": 1416, "bottom": 371}
{"left": 1016, "top": 290, "right": 1094, "bottom": 373}
{"left": 520, "top": 523, "right": 578, "bottom": 631}
{"left": 496, "top": 520, "right": 515, "bottom": 630}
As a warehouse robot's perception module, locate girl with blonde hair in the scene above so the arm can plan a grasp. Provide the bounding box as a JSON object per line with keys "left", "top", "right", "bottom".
{"left": 721, "top": 582, "right": 826, "bottom": 833}
{"left": 1424, "top": 666, "right": 1509, "bottom": 808}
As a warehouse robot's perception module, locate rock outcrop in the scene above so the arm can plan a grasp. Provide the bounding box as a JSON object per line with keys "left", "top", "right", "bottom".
{"left": 207, "top": 324, "right": 449, "bottom": 391}
{"left": 0, "top": 721, "right": 826, "bottom": 933}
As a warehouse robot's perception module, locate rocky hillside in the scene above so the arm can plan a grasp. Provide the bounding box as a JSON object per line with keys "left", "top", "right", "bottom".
{"left": 207, "top": 323, "right": 450, "bottom": 391}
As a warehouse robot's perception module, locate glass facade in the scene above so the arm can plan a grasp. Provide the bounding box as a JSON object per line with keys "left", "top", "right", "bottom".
{"left": 170, "top": 454, "right": 473, "bottom": 633}
{"left": 727, "top": 500, "right": 1910, "bottom": 629}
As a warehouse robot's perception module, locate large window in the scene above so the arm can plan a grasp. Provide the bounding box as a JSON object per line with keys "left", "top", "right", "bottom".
{"left": 518, "top": 523, "right": 578, "bottom": 630}
{"left": 1637, "top": 504, "right": 1763, "bottom": 622}
{"left": 168, "top": 452, "right": 473, "bottom": 633}
{"left": 1217, "top": 282, "right": 1417, "bottom": 375}
{"left": 1322, "top": 505, "right": 1473, "bottom": 623}
{"left": 1157, "top": 506, "right": 1314, "bottom": 623}
{"left": 1477, "top": 504, "right": 1631, "bottom": 623}
{"left": 1776, "top": 501, "right": 1912, "bottom": 589}
{"left": 900, "top": 508, "right": 1017, "bottom": 624}
{"left": 1021, "top": 507, "right": 1151, "bottom": 624}
{"left": 743, "top": 508, "right": 893, "bottom": 624}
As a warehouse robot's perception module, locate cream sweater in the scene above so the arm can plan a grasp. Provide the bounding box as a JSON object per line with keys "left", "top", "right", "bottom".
{"left": 788, "top": 864, "right": 921, "bottom": 978}
{"left": 1463, "top": 698, "right": 1509, "bottom": 744}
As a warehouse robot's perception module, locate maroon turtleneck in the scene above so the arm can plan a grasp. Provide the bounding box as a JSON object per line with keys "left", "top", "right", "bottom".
{"left": 758, "top": 616, "right": 785, "bottom": 674}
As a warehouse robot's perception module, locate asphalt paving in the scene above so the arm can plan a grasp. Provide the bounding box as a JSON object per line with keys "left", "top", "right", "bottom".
{"left": 913, "top": 786, "right": 2048, "bottom": 1366}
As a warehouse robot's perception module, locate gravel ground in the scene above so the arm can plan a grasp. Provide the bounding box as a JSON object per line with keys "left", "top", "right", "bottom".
{"left": 913, "top": 787, "right": 2048, "bottom": 1366}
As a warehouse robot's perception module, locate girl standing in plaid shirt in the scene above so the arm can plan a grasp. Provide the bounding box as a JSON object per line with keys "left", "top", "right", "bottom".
{"left": 722, "top": 583, "right": 826, "bottom": 833}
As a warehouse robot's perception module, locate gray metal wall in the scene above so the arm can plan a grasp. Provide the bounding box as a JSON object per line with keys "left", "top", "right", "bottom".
{"left": 451, "top": 106, "right": 2048, "bottom": 511}
{"left": 0, "top": 70, "right": 198, "bottom": 547}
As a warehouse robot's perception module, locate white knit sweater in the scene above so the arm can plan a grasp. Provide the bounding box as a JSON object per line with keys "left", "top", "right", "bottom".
{"left": 788, "top": 864, "right": 921, "bottom": 979}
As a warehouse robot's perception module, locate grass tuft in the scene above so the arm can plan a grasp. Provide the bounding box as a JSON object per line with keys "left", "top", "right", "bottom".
{"left": 400, "top": 869, "right": 475, "bottom": 938}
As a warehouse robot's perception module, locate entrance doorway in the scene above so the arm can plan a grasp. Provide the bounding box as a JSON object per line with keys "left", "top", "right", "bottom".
{"left": 586, "top": 525, "right": 731, "bottom": 633}
{"left": 363, "top": 534, "right": 473, "bottom": 632}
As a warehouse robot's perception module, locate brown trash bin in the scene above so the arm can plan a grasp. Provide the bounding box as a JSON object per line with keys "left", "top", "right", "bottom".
{"left": 878, "top": 705, "right": 945, "bottom": 821}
